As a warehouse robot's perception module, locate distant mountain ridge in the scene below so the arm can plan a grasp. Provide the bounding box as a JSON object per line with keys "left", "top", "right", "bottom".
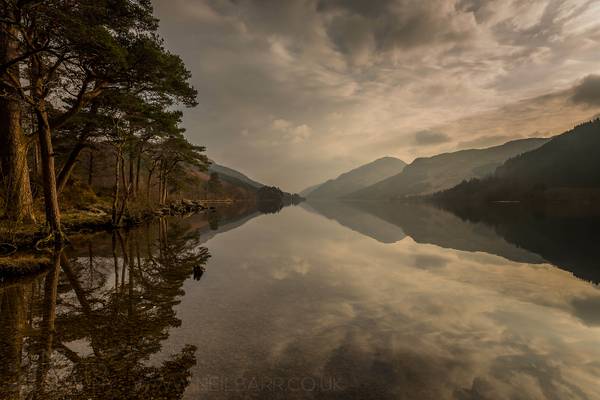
{"left": 299, "top": 183, "right": 323, "bottom": 198}
{"left": 305, "top": 157, "right": 407, "bottom": 199}
{"left": 209, "top": 162, "right": 264, "bottom": 189}
{"left": 435, "top": 119, "right": 600, "bottom": 203}
{"left": 348, "top": 138, "right": 549, "bottom": 200}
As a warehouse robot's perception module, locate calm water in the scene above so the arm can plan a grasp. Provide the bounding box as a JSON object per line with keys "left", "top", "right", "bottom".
{"left": 1, "top": 201, "right": 600, "bottom": 399}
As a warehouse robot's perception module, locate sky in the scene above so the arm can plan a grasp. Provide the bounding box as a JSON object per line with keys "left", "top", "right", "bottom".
{"left": 153, "top": 0, "right": 600, "bottom": 192}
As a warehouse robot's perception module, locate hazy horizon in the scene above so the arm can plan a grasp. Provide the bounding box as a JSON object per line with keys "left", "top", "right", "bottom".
{"left": 154, "top": 0, "right": 600, "bottom": 191}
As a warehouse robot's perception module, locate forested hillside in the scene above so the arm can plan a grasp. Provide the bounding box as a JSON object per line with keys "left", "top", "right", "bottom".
{"left": 434, "top": 119, "right": 600, "bottom": 204}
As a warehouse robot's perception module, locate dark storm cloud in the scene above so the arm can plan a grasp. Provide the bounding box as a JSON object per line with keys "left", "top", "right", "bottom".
{"left": 571, "top": 75, "right": 600, "bottom": 106}
{"left": 414, "top": 130, "right": 452, "bottom": 146}
{"left": 318, "top": 0, "right": 477, "bottom": 62}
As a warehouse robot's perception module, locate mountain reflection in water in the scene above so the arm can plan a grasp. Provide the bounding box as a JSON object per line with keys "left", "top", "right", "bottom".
{"left": 0, "top": 201, "right": 599, "bottom": 400}
{"left": 306, "top": 200, "right": 600, "bottom": 283}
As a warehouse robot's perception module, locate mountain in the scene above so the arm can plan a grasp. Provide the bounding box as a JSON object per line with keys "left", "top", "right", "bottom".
{"left": 348, "top": 138, "right": 549, "bottom": 200}
{"left": 435, "top": 119, "right": 600, "bottom": 204}
{"left": 184, "top": 161, "right": 266, "bottom": 201}
{"left": 299, "top": 183, "right": 323, "bottom": 198}
{"left": 209, "top": 162, "right": 264, "bottom": 189}
{"left": 305, "top": 157, "right": 406, "bottom": 199}
{"left": 496, "top": 119, "right": 600, "bottom": 188}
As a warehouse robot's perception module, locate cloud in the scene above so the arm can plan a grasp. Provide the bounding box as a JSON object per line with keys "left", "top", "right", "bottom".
{"left": 318, "top": 0, "right": 478, "bottom": 57}
{"left": 413, "top": 130, "right": 452, "bottom": 146}
{"left": 271, "top": 118, "right": 293, "bottom": 131}
{"left": 270, "top": 118, "right": 313, "bottom": 143}
{"left": 153, "top": 0, "right": 600, "bottom": 191}
{"left": 456, "top": 134, "right": 522, "bottom": 149}
{"left": 286, "top": 124, "right": 313, "bottom": 143}
{"left": 571, "top": 74, "right": 600, "bottom": 106}
{"left": 413, "top": 254, "right": 449, "bottom": 269}
{"left": 571, "top": 295, "right": 600, "bottom": 326}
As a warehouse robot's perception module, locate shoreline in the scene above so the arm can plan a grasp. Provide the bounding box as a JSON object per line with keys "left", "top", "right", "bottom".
{"left": 0, "top": 199, "right": 234, "bottom": 277}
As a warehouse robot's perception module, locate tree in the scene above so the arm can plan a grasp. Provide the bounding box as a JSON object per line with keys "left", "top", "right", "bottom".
{"left": 206, "top": 172, "right": 222, "bottom": 198}
{"left": 0, "top": 3, "right": 36, "bottom": 223}
{"left": 149, "top": 133, "right": 208, "bottom": 205}
{"left": 1, "top": 0, "right": 197, "bottom": 242}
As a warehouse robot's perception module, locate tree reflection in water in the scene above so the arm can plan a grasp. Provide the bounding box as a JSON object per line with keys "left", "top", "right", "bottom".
{"left": 0, "top": 217, "right": 211, "bottom": 400}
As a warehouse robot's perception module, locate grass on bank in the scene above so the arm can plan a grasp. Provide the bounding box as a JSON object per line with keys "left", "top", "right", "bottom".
{"left": 0, "top": 254, "right": 52, "bottom": 278}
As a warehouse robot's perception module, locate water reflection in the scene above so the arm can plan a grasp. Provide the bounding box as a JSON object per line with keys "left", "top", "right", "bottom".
{"left": 0, "top": 217, "right": 210, "bottom": 400}
{"left": 438, "top": 201, "right": 600, "bottom": 283}
{"left": 308, "top": 200, "right": 600, "bottom": 282}
{"left": 171, "top": 205, "right": 600, "bottom": 399}
{"left": 1, "top": 202, "right": 599, "bottom": 399}
{"left": 303, "top": 201, "right": 406, "bottom": 243}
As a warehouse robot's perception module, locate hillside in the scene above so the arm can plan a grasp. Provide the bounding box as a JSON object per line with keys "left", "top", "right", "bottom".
{"left": 184, "top": 161, "right": 267, "bottom": 201}
{"left": 348, "top": 138, "right": 549, "bottom": 200}
{"left": 306, "top": 157, "right": 406, "bottom": 199}
{"left": 496, "top": 119, "right": 600, "bottom": 187}
{"left": 299, "top": 183, "right": 323, "bottom": 198}
{"left": 209, "top": 162, "right": 264, "bottom": 189}
{"left": 435, "top": 119, "right": 600, "bottom": 204}
{"left": 187, "top": 168, "right": 257, "bottom": 201}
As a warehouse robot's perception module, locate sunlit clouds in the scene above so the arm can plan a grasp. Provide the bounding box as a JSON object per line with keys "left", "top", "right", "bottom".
{"left": 154, "top": 0, "right": 600, "bottom": 190}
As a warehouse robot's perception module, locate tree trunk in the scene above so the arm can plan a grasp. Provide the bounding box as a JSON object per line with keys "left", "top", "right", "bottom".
{"left": 33, "top": 136, "right": 42, "bottom": 181}
{"left": 116, "top": 150, "right": 130, "bottom": 224}
{"left": 128, "top": 147, "right": 135, "bottom": 200}
{"left": 36, "top": 108, "right": 62, "bottom": 237}
{"left": 56, "top": 141, "right": 86, "bottom": 194}
{"left": 56, "top": 102, "right": 99, "bottom": 194}
{"left": 0, "top": 12, "right": 36, "bottom": 223}
{"left": 162, "top": 173, "right": 168, "bottom": 204}
{"left": 134, "top": 147, "right": 142, "bottom": 197}
{"left": 87, "top": 150, "right": 93, "bottom": 186}
{"left": 120, "top": 151, "right": 128, "bottom": 197}
{"left": 30, "top": 49, "right": 62, "bottom": 239}
{"left": 160, "top": 161, "right": 169, "bottom": 204}
{"left": 158, "top": 163, "right": 164, "bottom": 205}
{"left": 0, "top": 99, "right": 37, "bottom": 223}
{"left": 146, "top": 168, "right": 154, "bottom": 203}
{"left": 111, "top": 148, "right": 121, "bottom": 225}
